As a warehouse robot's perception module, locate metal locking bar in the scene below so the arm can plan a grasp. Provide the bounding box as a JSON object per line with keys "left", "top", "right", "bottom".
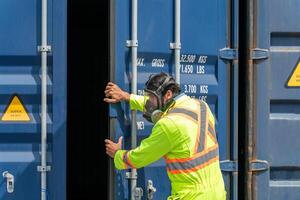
{"left": 39, "top": 0, "right": 51, "bottom": 200}
{"left": 170, "top": 0, "right": 181, "bottom": 83}
{"left": 126, "top": 0, "right": 139, "bottom": 199}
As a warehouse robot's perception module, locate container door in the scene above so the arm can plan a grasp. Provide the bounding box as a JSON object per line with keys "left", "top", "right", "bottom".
{"left": 254, "top": 0, "right": 300, "bottom": 199}
{"left": 110, "top": 0, "right": 236, "bottom": 199}
{"left": 0, "top": 0, "right": 67, "bottom": 199}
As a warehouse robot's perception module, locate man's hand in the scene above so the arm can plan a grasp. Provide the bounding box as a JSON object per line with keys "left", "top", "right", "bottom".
{"left": 105, "top": 137, "right": 123, "bottom": 158}
{"left": 104, "top": 82, "right": 130, "bottom": 103}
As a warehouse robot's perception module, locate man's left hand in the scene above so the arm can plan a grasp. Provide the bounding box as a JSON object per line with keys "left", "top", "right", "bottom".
{"left": 105, "top": 137, "right": 123, "bottom": 158}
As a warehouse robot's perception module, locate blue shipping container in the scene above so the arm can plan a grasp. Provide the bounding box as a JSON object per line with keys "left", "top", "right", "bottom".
{"left": 109, "top": 0, "right": 235, "bottom": 199}
{"left": 252, "top": 0, "right": 300, "bottom": 199}
{"left": 0, "top": 0, "right": 300, "bottom": 200}
{"left": 0, "top": 0, "right": 67, "bottom": 199}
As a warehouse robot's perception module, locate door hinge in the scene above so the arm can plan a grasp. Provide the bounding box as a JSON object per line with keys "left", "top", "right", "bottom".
{"left": 219, "top": 48, "right": 238, "bottom": 60}
{"left": 220, "top": 160, "right": 238, "bottom": 172}
{"left": 2, "top": 171, "right": 14, "bottom": 193}
{"left": 249, "top": 160, "right": 269, "bottom": 172}
{"left": 219, "top": 48, "right": 269, "bottom": 61}
{"left": 251, "top": 48, "right": 269, "bottom": 60}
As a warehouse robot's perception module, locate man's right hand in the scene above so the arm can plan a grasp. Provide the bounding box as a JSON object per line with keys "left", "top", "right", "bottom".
{"left": 104, "top": 82, "right": 130, "bottom": 103}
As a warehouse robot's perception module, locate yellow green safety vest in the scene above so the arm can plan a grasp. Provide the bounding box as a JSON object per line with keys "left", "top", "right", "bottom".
{"left": 114, "top": 94, "right": 226, "bottom": 200}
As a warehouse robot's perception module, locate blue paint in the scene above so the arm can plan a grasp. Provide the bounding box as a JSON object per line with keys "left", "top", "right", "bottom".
{"left": 0, "top": 0, "right": 67, "bottom": 199}
{"left": 112, "top": 0, "right": 231, "bottom": 199}
{"left": 3, "top": 0, "right": 299, "bottom": 199}
{"left": 255, "top": 0, "right": 300, "bottom": 199}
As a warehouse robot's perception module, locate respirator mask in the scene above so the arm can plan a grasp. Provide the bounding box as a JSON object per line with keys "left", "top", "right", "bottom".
{"left": 142, "top": 75, "right": 177, "bottom": 124}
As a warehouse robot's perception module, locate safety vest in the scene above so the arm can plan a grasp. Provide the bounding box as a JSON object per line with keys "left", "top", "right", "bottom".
{"left": 165, "top": 99, "right": 219, "bottom": 174}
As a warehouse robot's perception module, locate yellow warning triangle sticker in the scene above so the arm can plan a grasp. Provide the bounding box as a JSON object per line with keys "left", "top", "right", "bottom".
{"left": 287, "top": 61, "right": 300, "bottom": 87}
{"left": 1, "top": 95, "right": 30, "bottom": 122}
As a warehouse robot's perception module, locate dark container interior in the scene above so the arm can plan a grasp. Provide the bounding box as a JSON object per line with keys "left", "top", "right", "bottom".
{"left": 67, "top": 1, "right": 110, "bottom": 199}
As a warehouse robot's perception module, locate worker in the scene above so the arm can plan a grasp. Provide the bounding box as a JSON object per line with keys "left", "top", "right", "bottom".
{"left": 104, "top": 72, "right": 226, "bottom": 200}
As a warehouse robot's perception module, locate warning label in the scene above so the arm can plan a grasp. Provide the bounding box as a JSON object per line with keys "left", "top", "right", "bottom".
{"left": 1, "top": 95, "right": 31, "bottom": 122}
{"left": 287, "top": 61, "right": 300, "bottom": 87}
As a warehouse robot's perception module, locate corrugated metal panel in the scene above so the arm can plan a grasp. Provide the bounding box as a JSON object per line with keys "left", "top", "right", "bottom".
{"left": 0, "top": 0, "right": 67, "bottom": 199}
{"left": 110, "top": 0, "right": 234, "bottom": 199}
{"left": 255, "top": 0, "right": 300, "bottom": 199}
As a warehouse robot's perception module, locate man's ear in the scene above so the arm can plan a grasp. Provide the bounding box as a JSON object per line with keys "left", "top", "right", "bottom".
{"left": 164, "top": 90, "right": 173, "bottom": 101}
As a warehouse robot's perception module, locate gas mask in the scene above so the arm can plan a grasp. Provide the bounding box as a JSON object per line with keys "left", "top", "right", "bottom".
{"left": 142, "top": 75, "right": 176, "bottom": 124}
{"left": 143, "top": 90, "right": 163, "bottom": 123}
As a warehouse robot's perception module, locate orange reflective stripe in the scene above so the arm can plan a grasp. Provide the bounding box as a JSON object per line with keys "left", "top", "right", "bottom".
{"left": 166, "top": 147, "right": 219, "bottom": 174}
{"left": 208, "top": 122, "right": 216, "bottom": 138}
{"left": 167, "top": 156, "right": 219, "bottom": 174}
{"left": 196, "top": 100, "right": 207, "bottom": 153}
{"left": 208, "top": 131, "right": 218, "bottom": 144}
{"left": 123, "top": 151, "right": 136, "bottom": 168}
{"left": 207, "top": 121, "right": 218, "bottom": 145}
{"left": 123, "top": 159, "right": 129, "bottom": 169}
{"left": 165, "top": 145, "right": 218, "bottom": 163}
{"left": 167, "top": 112, "right": 198, "bottom": 124}
{"left": 193, "top": 100, "right": 201, "bottom": 154}
{"left": 204, "top": 103, "right": 209, "bottom": 150}
{"left": 168, "top": 107, "right": 198, "bottom": 124}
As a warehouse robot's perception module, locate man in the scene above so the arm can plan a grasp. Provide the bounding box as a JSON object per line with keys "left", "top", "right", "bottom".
{"left": 104, "top": 72, "right": 226, "bottom": 200}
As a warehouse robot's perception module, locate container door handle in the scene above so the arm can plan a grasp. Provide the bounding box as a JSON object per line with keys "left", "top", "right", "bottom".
{"left": 2, "top": 171, "right": 14, "bottom": 193}
{"left": 147, "top": 180, "right": 156, "bottom": 200}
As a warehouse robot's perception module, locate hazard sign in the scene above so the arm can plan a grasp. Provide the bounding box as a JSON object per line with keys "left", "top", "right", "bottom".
{"left": 1, "top": 95, "right": 31, "bottom": 122}
{"left": 287, "top": 60, "right": 300, "bottom": 87}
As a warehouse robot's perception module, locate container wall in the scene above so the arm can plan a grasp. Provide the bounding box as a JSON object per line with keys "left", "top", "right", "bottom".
{"left": 255, "top": 0, "right": 300, "bottom": 199}
{"left": 110, "top": 0, "right": 234, "bottom": 199}
{"left": 0, "top": 0, "right": 67, "bottom": 199}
